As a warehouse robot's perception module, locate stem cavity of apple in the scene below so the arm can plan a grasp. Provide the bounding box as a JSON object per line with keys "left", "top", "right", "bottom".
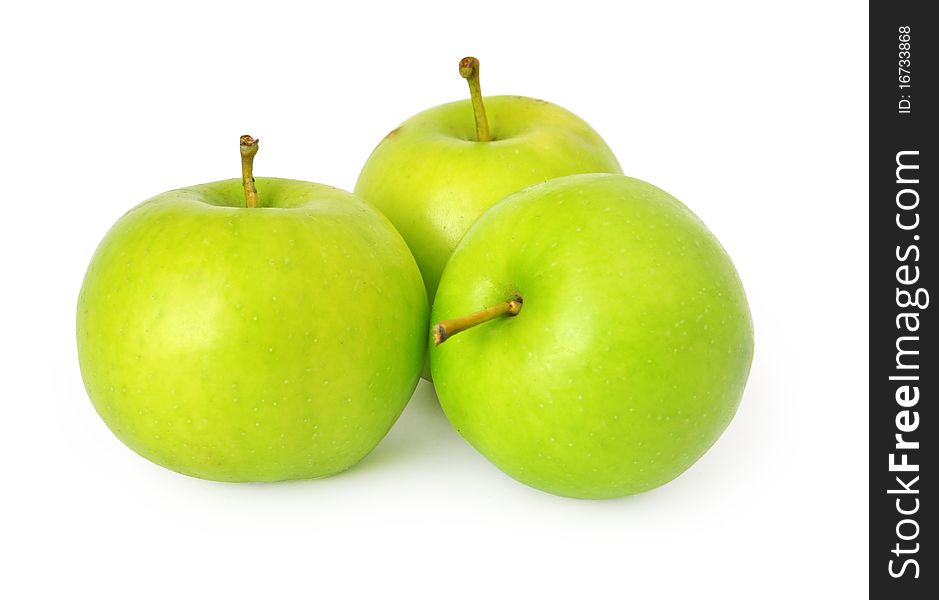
{"left": 240, "top": 135, "right": 261, "bottom": 208}
{"left": 432, "top": 297, "right": 522, "bottom": 346}
{"left": 459, "top": 57, "right": 491, "bottom": 142}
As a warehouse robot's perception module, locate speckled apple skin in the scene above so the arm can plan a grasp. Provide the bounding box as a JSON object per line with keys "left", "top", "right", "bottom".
{"left": 77, "top": 178, "right": 428, "bottom": 482}
{"left": 430, "top": 174, "right": 753, "bottom": 499}
{"left": 354, "top": 95, "right": 622, "bottom": 305}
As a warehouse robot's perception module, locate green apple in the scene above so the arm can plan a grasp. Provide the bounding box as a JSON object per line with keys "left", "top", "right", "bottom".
{"left": 355, "top": 57, "right": 622, "bottom": 305}
{"left": 77, "top": 136, "right": 428, "bottom": 482}
{"left": 429, "top": 173, "right": 753, "bottom": 499}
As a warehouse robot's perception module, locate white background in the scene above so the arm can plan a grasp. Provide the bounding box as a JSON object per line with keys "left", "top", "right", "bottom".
{"left": 1, "top": 1, "right": 868, "bottom": 597}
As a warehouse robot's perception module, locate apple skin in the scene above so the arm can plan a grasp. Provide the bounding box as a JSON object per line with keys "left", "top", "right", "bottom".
{"left": 77, "top": 177, "right": 428, "bottom": 482}
{"left": 429, "top": 173, "right": 753, "bottom": 499}
{"left": 354, "top": 95, "right": 622, "bottom": 305}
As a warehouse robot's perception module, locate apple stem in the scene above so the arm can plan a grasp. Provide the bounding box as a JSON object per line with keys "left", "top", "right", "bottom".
{"left": 433, "top": 297, "right": 522, "bottom": 346}
{"left": 240, "top": 135, "right": 261, "bottom": 208}
{"left": 459, "top": 57, "right": 491, "bottom": 142}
